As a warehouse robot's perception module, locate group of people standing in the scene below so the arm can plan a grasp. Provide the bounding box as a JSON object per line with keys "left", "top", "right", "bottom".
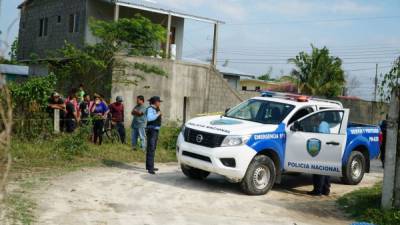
{"left": 47, "top": 85, "right": 163, "bottom": 174}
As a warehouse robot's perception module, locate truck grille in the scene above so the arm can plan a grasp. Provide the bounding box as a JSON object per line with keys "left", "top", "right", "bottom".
{"left": 184, "top": 128, "right": 226, "bottom": 148}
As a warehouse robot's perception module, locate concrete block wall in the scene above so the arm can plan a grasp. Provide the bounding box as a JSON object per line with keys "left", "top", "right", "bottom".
{"left": 18, "top": 0, "right": 87, "bottom": 60}
{"left": 205, "top": 67, "right": 242, "bottom": 113}
{"left": 336, "top": 98, "right": 388, "bottom": 125}
{"left": 112, "top": 56, "right": 244, "bottom": 126}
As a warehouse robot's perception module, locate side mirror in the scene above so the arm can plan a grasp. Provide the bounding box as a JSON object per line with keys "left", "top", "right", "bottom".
{"left": 224, "top": 108, "right": 230, "bottom": 115}
{"left": 290, "top": 121, "right": 301, "bottom": 132}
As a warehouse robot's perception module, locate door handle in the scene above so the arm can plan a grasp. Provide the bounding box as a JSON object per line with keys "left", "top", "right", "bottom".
{"left": 326, "top": 141, "right": 340, "bottom": 146}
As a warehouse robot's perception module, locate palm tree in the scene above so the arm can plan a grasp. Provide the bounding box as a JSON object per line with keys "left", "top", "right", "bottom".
{"left": 288, "top": 45, "right": 345, "bottom": 97}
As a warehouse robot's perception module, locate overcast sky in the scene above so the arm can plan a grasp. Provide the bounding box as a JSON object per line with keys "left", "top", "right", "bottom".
{"left": 1, "top": 0, "right": 399, "bottom": 100}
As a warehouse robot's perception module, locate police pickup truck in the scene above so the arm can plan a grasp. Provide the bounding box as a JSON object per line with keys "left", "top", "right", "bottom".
{"left": 176, "top": 94, "right": 382, "bottom": 195}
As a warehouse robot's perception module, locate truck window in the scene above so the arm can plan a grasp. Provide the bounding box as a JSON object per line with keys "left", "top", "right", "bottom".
{"left": 298, "top": 111, "right": 344, "bottom": 134}
{"left": 288, "top": 107, "right": 314, "bottom": 125}
{"left": 226, "top": 99, "right": 294, "bottom": 124}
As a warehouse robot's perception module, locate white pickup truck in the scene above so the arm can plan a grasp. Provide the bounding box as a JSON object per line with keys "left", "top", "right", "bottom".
{"left": 176, "top": 94, "right": 382, "bottom": 195}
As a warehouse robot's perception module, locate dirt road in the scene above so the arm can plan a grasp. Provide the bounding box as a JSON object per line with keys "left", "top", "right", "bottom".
{"left": 33, "top": 160, "right": 383, "bottom": 225}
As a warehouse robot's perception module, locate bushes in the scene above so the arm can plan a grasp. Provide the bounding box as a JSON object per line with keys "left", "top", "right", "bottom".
{"left": 53, "top": 127, "right": 91, "bottom": 160}
{"left": 9, "top": 74, "right": 57, "bottom": 140}
{"left": 337, "top": 183, "right": 400, "bottom": 225}
{"left": 158, "top": 123, "right": 182, "bottom": 151}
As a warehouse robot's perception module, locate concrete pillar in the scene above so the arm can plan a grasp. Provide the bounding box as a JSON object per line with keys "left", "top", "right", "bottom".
{"left": 165, "top": 13, "right": 172, "bottom": 58}
{"left": 211, "top": 23, "right": 219, "bottom": 66}
{"left": 382, "top": 90, "right": 400, "bottom": 209}
{"left": 394, "top": 92, "right": 400, "bottom": 207}
{"left": 114, "top": 4, "right": 120, "bottom": 22}
{"left": 54, "top": 109, "right": 60, "bottom": 133}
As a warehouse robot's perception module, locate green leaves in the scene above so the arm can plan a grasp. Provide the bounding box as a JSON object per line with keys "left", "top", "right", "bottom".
{"left": 90, "top": 14, "right": 166, "bottom": 57}
{"left": 379, "top": 56, "right": 400, "bottom": 102}
{"left": 50, "top": 15, "right": 168, "bottom": 94}
{"left": 288, "top": 45, "right": 345, "bottom": 97}
{"left": 9, "top": 73, "right": 57, "bottom": 111}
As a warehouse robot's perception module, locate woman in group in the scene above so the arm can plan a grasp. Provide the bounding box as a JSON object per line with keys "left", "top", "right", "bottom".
{"left": 90, "top": 94, "right": 109, "bottom": 145}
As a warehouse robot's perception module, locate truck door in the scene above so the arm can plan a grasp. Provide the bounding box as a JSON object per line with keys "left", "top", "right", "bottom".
{"left": 284, "top": 109, "right": 349, "bottom": 176}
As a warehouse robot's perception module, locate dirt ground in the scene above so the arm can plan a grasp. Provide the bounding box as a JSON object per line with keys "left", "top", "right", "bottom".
{"left": 32, "top": 160, "right": 383, "bottom": 225}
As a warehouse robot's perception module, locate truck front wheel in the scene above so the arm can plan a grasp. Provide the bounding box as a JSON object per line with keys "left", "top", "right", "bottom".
{"left": 240, "top": 155, "right": 276, "bottom": 195}
{"left": 181, "top": 164, "right": 210, "bottom": 180}
{"left": 342, "top": 151, "right": 366, "bottom": 185}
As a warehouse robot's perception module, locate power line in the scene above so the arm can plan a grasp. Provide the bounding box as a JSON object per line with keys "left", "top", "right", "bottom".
{"left": 218, "top": 45, "right": 400, "bottom": 51}
{"left": 346, "top": 65, "right": 393, "bottom": 72}
{"left": 217, "top": 60, "right": 394, "bottom": 65}
{"left": 217, "top": 51, "right": 400, "bottom": 57}
{"left": 226, "top": 15, "right": 400, "bottom": 26}
{"left": 216, "top": 55, "right": 399, "bottom": 60}
{"left": 217, "top": 49, "right": 400, "bottom": 54}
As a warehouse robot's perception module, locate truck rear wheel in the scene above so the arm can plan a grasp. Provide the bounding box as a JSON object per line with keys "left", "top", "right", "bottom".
{"left": 181, "top": 164, "right": 210, "bottom": 180}
{"left": 342, "top": 151, "right": 366, "bottom": 185}
{"left": 240, "top": 155, "right": 276, "bottom": 195}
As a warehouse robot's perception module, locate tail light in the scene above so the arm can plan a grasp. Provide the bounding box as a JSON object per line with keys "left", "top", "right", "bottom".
{"left": 379, "top": 131, "right": 383, "bottom": 145}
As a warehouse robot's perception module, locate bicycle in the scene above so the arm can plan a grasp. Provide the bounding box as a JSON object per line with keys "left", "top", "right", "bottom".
{"left": 103, "top": 115, "right": 121, "bottom": 144}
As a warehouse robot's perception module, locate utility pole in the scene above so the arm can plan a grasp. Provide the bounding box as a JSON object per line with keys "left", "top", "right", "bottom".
{"left": 382, "top": 88, "right": 400, "bottom": 209}
{"left": 0, "top": 0, "right": 3, "bottom": 55}
{"left": 374, "top": 64, "right": 378, "bottom": 102}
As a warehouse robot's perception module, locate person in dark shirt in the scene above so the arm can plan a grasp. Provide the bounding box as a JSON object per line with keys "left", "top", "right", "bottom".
{"left": 65, "top": 95, "right": 79, "bottom": 133}
{"left": 79, "top": 94, "right": 92, "bottom": 125}
{"left": 47, "top": 92, "right": 66, "bottom": 131}
{"left": 379, "top": 116, "right": 388, "bottom": 168}
{"left": 109, "top": 96, "right": 126, "bottom": 144}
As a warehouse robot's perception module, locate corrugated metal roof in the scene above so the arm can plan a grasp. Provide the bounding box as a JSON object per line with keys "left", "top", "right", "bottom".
{"left": 116, "top": 0, "right": 224, "bottom": 24}
{"left": 18, "top": 0, "right": 223, "bottom": 23}
{"left": 217, "top": 66, "right": 256, "bottom": 78}
{"left": 0, "top": 64, "right": 29, "bottom": 76}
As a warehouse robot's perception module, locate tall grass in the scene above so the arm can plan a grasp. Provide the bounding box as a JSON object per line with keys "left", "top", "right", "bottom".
{"left": 337, "top": 183, "right": 400, "bottom": 225}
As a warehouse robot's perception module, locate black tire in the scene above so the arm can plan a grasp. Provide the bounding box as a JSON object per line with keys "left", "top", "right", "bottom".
{"left": 181, "top": 164, "right": 210, "bottom": 180}
{"left": 342, "top": 151, "right": 366, "bottom": 185}
{"left": 105, "top": 128, "right": 120, "bottom": 143}
{"left": 240, "top": 155, "right": 276, "bottom": 195}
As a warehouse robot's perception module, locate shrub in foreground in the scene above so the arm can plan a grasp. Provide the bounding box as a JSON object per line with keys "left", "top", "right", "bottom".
{"left": 337, "top": 183, "right": 400, "bottom": 225}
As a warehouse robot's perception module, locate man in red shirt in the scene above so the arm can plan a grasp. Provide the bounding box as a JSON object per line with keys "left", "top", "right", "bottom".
{"left": 109, "top": 96, "right": 126, "bottom": 144}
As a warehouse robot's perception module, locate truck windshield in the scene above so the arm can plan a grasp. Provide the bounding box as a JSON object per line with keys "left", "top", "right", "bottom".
{"left": 225, "top": 99, "right": 295, "bottom": 124}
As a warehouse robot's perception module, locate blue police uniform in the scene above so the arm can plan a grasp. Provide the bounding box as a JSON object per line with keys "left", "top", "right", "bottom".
{"left": 146, "top": 103, "right": 162, "bottom": 173}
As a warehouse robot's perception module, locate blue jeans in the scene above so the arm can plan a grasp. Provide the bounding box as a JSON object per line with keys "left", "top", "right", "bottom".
{"left": 131, "top": 127, "right": 146, "bottom": 149}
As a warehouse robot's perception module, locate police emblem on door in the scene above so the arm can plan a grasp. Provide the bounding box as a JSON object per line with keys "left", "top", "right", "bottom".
{"left": 307, "top": 138, "right": 321, "bottom": 157}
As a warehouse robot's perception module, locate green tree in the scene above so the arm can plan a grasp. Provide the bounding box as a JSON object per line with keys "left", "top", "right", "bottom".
{"left": 8, "top": 38, "right": 18, "bottom": 64}
{"left": 50, "top": 15, "right": 167, "bottom": 97}
{"left": 288, "top": 45, "right": 345, "bottom": 97}
{"left": 258, "top": 67, "right": 273, "bottom": 81}
{"left": 379, "top": 56, "right": 400, "bottom": 101}
{"left": 90, "top": 15, "right": 166, "bottom": 56}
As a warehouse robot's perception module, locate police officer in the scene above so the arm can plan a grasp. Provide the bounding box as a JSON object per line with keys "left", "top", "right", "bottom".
{"left": 146, "top": 96, "right": 162, "bottom": 174}
{"left": 307, "top": 113, "right": 331, "bottom": 196}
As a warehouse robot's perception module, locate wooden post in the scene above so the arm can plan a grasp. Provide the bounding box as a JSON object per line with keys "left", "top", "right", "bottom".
{"left": 54, "top": 109, "right": 60, "bottom": 134}
{"left": 165, "top": 13, "right": 172, "bottom": 59}
{"left": 211, "top": 23, "right": 219, "bottom": 66}
{"left": 114, "top": 4, "right": 120, "bottom": 22}
{"left": 382, "top": 90, "right": 400, "bottom": 209}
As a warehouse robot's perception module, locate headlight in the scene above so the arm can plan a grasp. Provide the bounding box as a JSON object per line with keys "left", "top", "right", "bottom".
{"left": 221, "top": 135, "right": 251, "bottom": 147}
